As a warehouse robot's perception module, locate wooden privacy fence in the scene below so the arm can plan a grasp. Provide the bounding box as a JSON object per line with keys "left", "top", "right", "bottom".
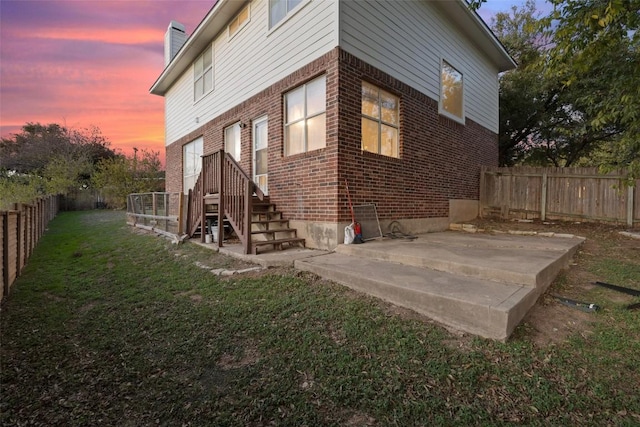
{"left": 480, "top": 167, "right": 639, "bottom": 227}
{"left": 1, "top": 195, "right": 59, "bottom": 300}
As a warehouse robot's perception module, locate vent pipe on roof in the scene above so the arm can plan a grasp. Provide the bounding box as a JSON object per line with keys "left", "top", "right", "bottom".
{"left": 164, "top": 21, "right": 187, "bottom": 66}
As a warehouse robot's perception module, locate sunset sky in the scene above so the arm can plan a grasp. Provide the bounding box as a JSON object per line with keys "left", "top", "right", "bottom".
{"left": 0, "top": 0, "right": 549, "bottom": 164}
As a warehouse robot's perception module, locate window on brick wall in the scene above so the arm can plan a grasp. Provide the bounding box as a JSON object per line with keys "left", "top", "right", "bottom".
{"left": 194, "top": 45, "right": 213, "bottom": 102}
{"left": 284, "top": 75, "right": 326, "bottom": 156}
{"left": 183, "top": 137, "right": 203, "bottom": 192}
{"left": 361, "top": 81, "right": 399, "bottom": 158}
{"left": 269, "top": 0, "right": 304, "bottom": 29}
{"left": 439, "top": 60, "right": 464, "bottom": 123}
{"left": 225, "top": 122, "right": 242, "bottom": 161}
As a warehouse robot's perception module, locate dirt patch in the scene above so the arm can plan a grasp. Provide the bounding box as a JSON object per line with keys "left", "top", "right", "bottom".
{"left": 217, "top": 341, "right": 261, "bottom": 370}
{"left": 519, "top": 294, "right": 595, "bottom": 347}
{"left": 341, "top": 410, "right": 378, "bottom": 426}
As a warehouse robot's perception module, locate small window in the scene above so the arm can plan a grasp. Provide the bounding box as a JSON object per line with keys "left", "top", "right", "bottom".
{"left": 183, "top": 137, "right": 203, "bottom": 192}
{"left": 284, "top": 75, "right": 326, "bottom": 156}
{"left": 269, "top": 0, "right": 304, "bottom": 29}
{"left": 361, "top": 81, "right": 399, "bottom": 158}
{"left": 228, "top": 3, "right": 250, "bottom": 37}
{"left": 439, "top": 60, "right": 464, "bottom": 122}
{"left": 194, "top": 45, "right": 213, "bottom": 102}
{"left": 225, "top": 123, "right": 242, "bottom": 161}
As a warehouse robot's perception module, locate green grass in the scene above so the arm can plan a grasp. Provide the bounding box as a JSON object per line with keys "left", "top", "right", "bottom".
{"left": 1, "top": 211, "right": 639, "bottom": 426}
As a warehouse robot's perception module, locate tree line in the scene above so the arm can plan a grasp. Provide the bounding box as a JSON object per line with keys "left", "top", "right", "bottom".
{"left": 0, "top": 123, "right": 163, "bottom": 210}
{"left": 485, "top": 0, "right": 639, "bottom": 177}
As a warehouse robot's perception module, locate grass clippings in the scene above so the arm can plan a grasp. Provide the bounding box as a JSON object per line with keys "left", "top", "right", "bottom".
{"left": 1, "top": 211, "right": 639, "bottom": 426}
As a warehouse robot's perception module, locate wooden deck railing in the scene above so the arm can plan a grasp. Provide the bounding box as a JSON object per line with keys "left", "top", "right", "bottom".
{"left": 187, "top": 149, "right": 264, "bottom": 254}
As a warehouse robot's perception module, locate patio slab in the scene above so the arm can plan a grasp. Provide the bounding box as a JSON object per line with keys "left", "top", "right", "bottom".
{"left": 294, "top": 231, "right": 585, "bottom": 341}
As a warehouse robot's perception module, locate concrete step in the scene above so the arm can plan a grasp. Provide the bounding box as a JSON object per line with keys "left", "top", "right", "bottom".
{"left": 295, "top": 252, "right": 537, "bottom": 341}
{"left": 336, "top": 232, "right": 584, "bottom": 289}
{"left": 295, "top": 231, "right": 585, "bottom": 340}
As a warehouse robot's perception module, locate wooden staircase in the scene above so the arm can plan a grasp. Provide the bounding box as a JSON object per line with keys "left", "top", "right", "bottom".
{"left": 186, "top": 150, "right": 305, "bottom": 255}
{"left": 251, "top": 199, "right": 305, "bottom": 254}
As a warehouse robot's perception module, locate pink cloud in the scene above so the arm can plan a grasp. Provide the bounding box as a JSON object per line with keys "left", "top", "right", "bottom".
{"left": 0, "top": 0, "right": 213, "bottom": 164}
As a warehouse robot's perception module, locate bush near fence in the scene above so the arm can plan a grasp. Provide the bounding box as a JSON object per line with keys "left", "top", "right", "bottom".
{"left": 480, "top": 167, "right": 639, "bottom": 227}
{"left": 1, "top": 195, "right": 59, "bottom": 300}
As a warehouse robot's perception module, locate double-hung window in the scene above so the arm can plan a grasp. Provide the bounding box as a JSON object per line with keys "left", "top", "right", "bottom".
{"left": 439, "top": 60, "right": 464, "bottom": 122}
{"left": 361, "top": 81, "right": 399, "bottom": 158}
{"left": 269, "top": 0, "right": 303, "bottom": 29}
{"left": 194, "top": 45, "right": 213, "bottom": 102}
{"left": 183, "top": 137, "right": 203, "bottom": 192}
{"left": 225, "top": 123, "right": 242, "bottom": 161}
{"left": 284, "top": 75, "right": 326, "bottom": 156}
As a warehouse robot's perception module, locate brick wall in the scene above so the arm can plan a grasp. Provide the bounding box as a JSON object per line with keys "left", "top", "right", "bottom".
{"left": 165, "top": 47, "right": 498, "bottom": 227}
{"left": 336, "top": 49, "right": 498, "bottom": 222}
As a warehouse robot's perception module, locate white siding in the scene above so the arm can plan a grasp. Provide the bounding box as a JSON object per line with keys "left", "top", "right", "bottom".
{"left": 339, "top": 0, "right": 500, "bottom": 133}
{"left": 165, "top": 0, "right": 338, "bottom": 145}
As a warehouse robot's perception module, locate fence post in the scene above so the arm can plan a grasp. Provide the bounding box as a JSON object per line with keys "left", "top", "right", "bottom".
{"left": 540, "top": 172, "right": 548, "bottom": 221}
{"left": 14, "top": 204, "right": 23, "bottom": 277}
{"left": 3, "top": 211, "right": 9, "bottom": 298}
{"left": 627, "top": 181, "right": 634, "bottom": 227}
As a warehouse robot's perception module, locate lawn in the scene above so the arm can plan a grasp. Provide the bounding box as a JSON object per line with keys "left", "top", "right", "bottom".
{"left": 1, "top": 210, "right": 639, "bottom": 426}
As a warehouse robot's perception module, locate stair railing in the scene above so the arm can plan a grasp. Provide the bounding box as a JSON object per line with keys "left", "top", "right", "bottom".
{"left": 187, "top": 149, "right": 265, "bottom": 254}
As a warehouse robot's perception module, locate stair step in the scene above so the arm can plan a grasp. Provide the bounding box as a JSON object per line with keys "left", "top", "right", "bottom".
{"left": 253, "top": 237, "right": 306, "bottom": 254}
{"left": 251, "top": 228, "right": 297, "bottom": 236}
{"left": 335, "top": 234, "right": 583, "bottom": 288}
{"left": 252, "top": 212, "right": 282, "bottom": 221}
{"left": 252, "top": 219, "right": 289, "bottom": 226}
{"left": 294, "top": 252, "right": 535, "bottom": 341}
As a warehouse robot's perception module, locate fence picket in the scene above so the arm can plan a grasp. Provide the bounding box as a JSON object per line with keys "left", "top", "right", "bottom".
{"left": 480, "top": 167, "right": 638, "bottom": 226}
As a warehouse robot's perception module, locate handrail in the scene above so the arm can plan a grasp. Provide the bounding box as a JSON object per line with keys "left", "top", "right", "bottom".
{"left": 187, "top": 149, "right": 263, "bottom": 254}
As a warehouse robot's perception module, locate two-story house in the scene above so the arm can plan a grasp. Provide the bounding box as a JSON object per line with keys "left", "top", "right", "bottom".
{"left": 150, "top": 0, "right": 516, "bottom": 253}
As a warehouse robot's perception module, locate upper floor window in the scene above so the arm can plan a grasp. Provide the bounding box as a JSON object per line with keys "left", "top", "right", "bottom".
{"left": 225, "top": 122, "right": 242, "bottom": 161}
{"left": 269, "top": 0, "right": 303, "bottom": 29}
{"left": 361, "top": 81, "right": 399, "bottom": 158}
{"left": 183, "top": 137, "right": 203, "bottom": 192}
{"left": 229, "top": 3, "right": 250, "bottom": 37}
{"left": 284, "top": 75, "right": 326, "bottom": 156}
{"left": 194, "top": 45, "right": 213, "bottom": 102}
{"left": 439, "top": 60, "right": 464, "bottom": 122}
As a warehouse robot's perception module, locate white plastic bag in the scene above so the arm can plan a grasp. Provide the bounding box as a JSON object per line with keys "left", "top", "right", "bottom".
{"left": 344, "top": 223, "right": 355, "bottom": 244}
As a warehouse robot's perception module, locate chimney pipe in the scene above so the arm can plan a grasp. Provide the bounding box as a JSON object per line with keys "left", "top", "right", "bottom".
{"left": 164, "top": 21, "right": 187, "bottom": 66}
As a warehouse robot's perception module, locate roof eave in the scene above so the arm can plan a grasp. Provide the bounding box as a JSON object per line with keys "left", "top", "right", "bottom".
{"left": 436, "top": 0, "right": 517, "bottom": 72}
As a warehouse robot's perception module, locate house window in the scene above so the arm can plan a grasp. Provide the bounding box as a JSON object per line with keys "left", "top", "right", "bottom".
{"left": 225, "top": 122, "right": 242, "bottom": 161}
{"left": 284, "top": 75, "right": 326, "bottom": 156}
{"left": 183, "top": 137, "right": 203, "bottom": 192}
{"left": 439, "top": 60, "right": 464, "bottom": 122}
{"left": 269, "top": 0, "right": 303, "bottom": 29}
{"left": 228, "top": 3, "right": 250, "bottom": 37}
{"left": 361, "top": 81, "right": 399, "bottom": 158}
{"left": 194, "top": 45, "right": 213, "bottom": 102}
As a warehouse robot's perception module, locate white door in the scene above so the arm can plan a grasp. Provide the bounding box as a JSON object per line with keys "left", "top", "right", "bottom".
{"left": 253, "top": 116, "right": 268, "bottom": 195}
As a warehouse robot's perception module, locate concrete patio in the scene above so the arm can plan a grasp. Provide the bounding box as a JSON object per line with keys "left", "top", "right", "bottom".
{"left": 207, "top": 231, "right": 585, "bottom": 341}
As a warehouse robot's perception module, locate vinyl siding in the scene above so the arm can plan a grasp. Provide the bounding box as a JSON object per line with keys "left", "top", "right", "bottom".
{"left": 165, "top": 0, "right": 337, "bottom": 145}
{"left": 339, "top": 0, "right": 500, "bottom": 133}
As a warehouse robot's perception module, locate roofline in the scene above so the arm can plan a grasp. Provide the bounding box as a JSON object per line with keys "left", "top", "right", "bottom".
{"left": 446, "top": 0, "right": 517, "bottom": 71}
{"left": 150, "top": 0, "right": 233, "bottom": 96}
{"left": 150, "top": 0, "right": 517, "bottom": 96}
